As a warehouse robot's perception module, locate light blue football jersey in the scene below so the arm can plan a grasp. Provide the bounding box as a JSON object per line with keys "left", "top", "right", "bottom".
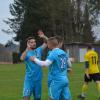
{"left": 47, "top": 48, "right": 69, "bottom": 84}
{"left": 24, "top": 47, "right": 43, "bottom": 81}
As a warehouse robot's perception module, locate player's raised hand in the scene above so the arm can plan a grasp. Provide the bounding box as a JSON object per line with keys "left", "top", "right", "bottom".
{"left": 37, "top": 30, "right": 45, "bottom": 38}
{"left": 30, "top": 56, "right": 36, "bottom": 62}
{"left": 26, "top": 41, "right": 31, "bottom": 51}
{"left": 37, "top": 30, "right": 48, "bottom": 45}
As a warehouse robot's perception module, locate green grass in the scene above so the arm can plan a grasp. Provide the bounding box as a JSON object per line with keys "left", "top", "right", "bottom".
{"left": 0, "top": 63, "right": 99, "bottom": 100}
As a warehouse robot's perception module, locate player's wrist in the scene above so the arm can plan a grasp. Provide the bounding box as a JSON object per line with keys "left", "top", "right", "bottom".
{"left": 44, "top": 35, "right": 48, "bottom": 39}
{"left": 42, "top": 36, "right": 48, "bottom": 43}
{"left": 25, "top": 48, "right": 28, "bottom": 52}
{"left": 41, "top": 35, "right": 47, "bottom": 38}
{"left": 33, "top": 57, "right": 36, "bottom": 61}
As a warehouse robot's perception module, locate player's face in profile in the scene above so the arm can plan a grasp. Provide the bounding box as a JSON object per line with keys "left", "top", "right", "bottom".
{"left": 28, "top": 39, "right": 36, "bottom": 49}
{"left": 47, "top": 41, "right": 53, "bottom": 50}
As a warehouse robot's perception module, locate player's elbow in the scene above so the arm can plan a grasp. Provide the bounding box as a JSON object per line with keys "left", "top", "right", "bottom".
{"left": 41, "top": 62, "right": 46, "bottom": 67}
{"left": 20, "top": 55, "right": 25, "bottom": 61}
{"left": 20, "top": 56, "right": 24, "bottom": 61}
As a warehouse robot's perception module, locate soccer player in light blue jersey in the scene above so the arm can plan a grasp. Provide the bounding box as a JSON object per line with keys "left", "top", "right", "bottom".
{"left": 31, "top": 36, "right": 72, "bottom": 100}
{"left": 20, "top": 30, "right": 48, "bottom": 100}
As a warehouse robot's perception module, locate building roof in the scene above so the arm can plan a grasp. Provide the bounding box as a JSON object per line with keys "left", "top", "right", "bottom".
{"left": 0, "top": 43, "right": 19, "bottom": 53}
{"left": 64, "top": 42, "right": 100, "bottom": 46}
{"left": 0, "top": 43, "right": 4, "bottom": 47}
{"left": 5, "top": 44, "right": 20, "bottom": 52}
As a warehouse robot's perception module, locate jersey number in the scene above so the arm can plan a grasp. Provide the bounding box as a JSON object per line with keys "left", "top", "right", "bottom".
{"left": 60, "top": 58, "right": 66, "bottom": 69}
{"left": 58, "top": 56, "right": 66, "bottom": 71}
{"left": 91, "top": 56, "right": 97, "bottom": 64}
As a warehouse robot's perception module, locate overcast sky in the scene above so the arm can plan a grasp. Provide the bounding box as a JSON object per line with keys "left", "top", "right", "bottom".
{"left": 0, "top": 0, "right": 100, "bottom": 45}
{"left": 0, "top": 0, "right": 16, "bottom": 45}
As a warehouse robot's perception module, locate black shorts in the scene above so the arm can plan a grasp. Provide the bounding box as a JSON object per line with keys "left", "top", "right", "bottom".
{"left": 84, "top": 73, "right": 100, "bottom": 82}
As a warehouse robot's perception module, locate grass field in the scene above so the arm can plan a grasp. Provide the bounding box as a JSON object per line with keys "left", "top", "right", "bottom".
{"left": 0, "top": 63, "right": 100, "bottom": 100}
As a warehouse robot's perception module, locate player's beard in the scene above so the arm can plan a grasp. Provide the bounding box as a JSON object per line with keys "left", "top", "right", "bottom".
{"left": 31, "top": 45, "right": 36, "bottom": 50}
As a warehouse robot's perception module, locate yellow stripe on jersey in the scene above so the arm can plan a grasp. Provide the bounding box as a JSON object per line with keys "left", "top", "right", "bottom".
{"left": 84, "top": 50, "right": 99, "bottom": 74}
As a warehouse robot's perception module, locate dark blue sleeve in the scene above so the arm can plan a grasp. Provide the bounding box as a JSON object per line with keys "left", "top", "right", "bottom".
{"left": 85, "top": 61, "right": 89, "bottom": 68}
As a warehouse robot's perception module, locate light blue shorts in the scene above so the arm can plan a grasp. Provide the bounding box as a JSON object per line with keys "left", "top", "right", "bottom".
{"left": 23, "top": 78, "right": 42, "bottom": 99}
{"left": 48, "top": 80, "right": 71, "bottom": 100}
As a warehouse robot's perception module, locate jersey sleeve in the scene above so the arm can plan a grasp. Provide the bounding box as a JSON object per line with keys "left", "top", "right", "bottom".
{"left": 96, "top": 52, "right": 98, "bottom": 60}
{"left": 25, "top": 52, "right": 32, "bottom": 61}
{"left": 84, "top": 53, "right": 89, "bottom": 61}
{"left": 36, "top": 47, "right": 43, "bottom": 55}
{"left": 46, "top": 51, "right": 55, "bottom": 62}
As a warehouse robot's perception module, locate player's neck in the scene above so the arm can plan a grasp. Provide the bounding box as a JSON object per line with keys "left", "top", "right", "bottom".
{"left": 87, "top": 49, "right": 92, "bottom": 51}
{"left": 52, "top": 47, "right": 59, "bottom": 50}
{"left": 29, "top": 48, "right": 35, "bottom": 50}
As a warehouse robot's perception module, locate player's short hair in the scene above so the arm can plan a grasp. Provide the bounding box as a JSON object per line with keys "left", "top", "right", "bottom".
{"left": 26, "top": 37, "right": 35, "bottom": 43}
{"left": 54, "top": 36, "right": 63, "bottom": 44}
{"left": 87, "top": 44, "right": 92, "bottom": 50}
{"left": 37, "top": 29, "right": 42, "bottom": 32}
{"left": 54, "top": 36, "right": 65, "bottom": 49}
{"left": 48, "top": 37, "right": 59, "bottom": 47}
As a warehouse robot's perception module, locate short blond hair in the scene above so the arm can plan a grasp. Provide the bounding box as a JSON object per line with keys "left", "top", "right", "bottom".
{"left": 48, "top": 37, "right": 59, "bottom": 47}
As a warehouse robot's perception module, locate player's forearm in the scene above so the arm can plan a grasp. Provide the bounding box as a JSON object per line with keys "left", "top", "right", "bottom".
{"left": 42, "top": 35, "right": 48, "bottom": 43}
{"left": 41, "top": 35, "right": 48, "bottom": 50}
{"left": 41, "top": 43, "right": 47, "bottom": 50}
{"left": 33, "top": 58, "right": 52, "bottom": 67}
{"left": 20, "top": 49, "right": 28, "bottom": 61}
{"left": 67, "top": 58, "right": 72, "bottom": 68}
